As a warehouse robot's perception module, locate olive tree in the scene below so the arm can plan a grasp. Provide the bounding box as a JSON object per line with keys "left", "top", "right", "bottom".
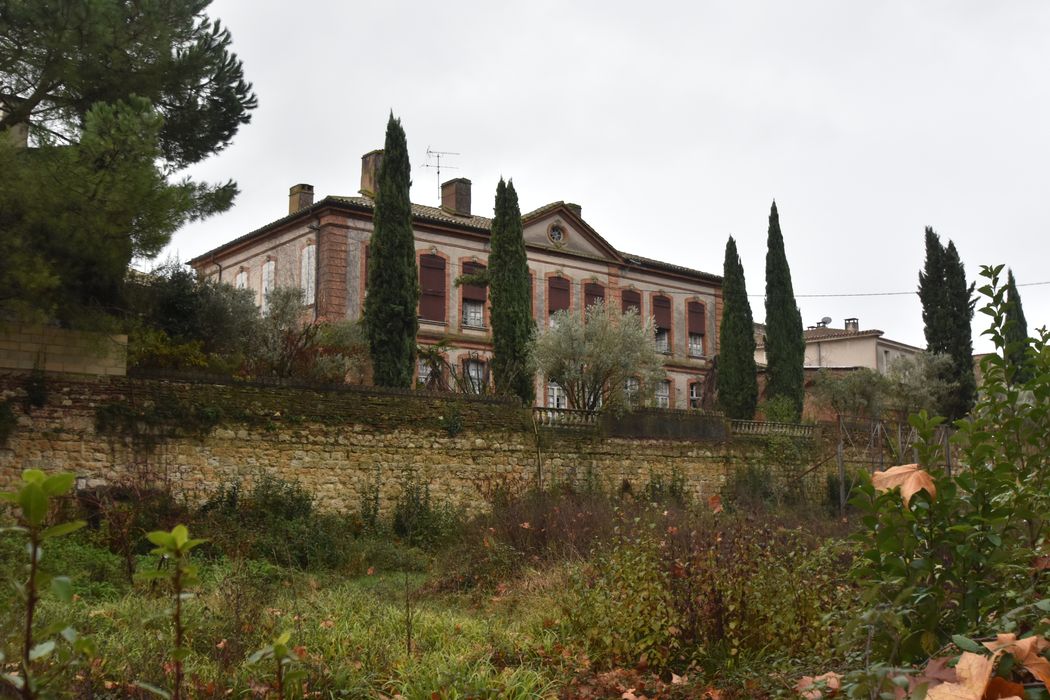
{"left": 532, "top": 302, "right": 665, "bottom": 412}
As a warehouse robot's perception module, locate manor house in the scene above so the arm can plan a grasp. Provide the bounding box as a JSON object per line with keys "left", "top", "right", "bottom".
{"left": 189, "top": 151, "right": 723, "bottom": 409}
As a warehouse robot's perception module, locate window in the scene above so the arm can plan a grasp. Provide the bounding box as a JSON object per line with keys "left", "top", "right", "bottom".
{"left": 654, "top": 380, "right": 671, "bottom": 409}
{"left": 624, "top": 377, "right": 640, "bottom": 406}
{"left": 652, "top": 295, "right": 672, "bottom": 354}
{"left": 419, "top": 254, "right": 446, "bottom": 322}
{"left": 687, "top": 301, "right": 705, "bottom": 356}
{"left": 464, "top": 359, "right": 486, "bottom": 394}
{"left": 621, "top": 289, "right": 641, "bottom": 315}
{"left": 235, "top": 269, "right": 247, "bottom": 290}
{"left": 461, "top": 260, "right": 487, "bottom": 328}
{"left": 548, "top": 276, "right": 570, "bottom": 327}
{"left": 417, "top": 358, "right": 432, "bottom": 388}
{"left": 689, "top": 382, "right": 702, "bottom": 409}
{"left": 261, "top": 259, "right": 275, "bottom": 312}
{"left": 462, "top": 300, "right": 484, "bottom": 328}
{"left": 548, "top": 224, "right": 565, "bottom": 244}
{"left": 584, "top": 282, "right": 605, "bottom": 310}
{"left": 689, "top": 334, "right": 704, "bottom": 357}
{"left": 547, "top": 381, "right": 567, "bottom": 409}
{"left": 300, "top": 244, "right": 316, "bottom": 305}
{"left": 655, "top": 329, "right": 670, "bottom": 353}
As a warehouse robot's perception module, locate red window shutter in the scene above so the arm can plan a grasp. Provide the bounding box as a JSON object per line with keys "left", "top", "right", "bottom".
{"left": 548, "top": 277, "right": 570, "bottom": 313}
{"left": 461, "top": 261, "right": 487, "bottom": 302}
{"left": 621, "top": 289, "right": 641, "bottom": 314}
{"left": 653, "top": 295, "right": 672, "bottom": 329}
{"left": 688, "top": 301, "right": 706, "bottom": 335}
{"left": 419, "top": 254, "right": 446, "bottom": 321}
{"left": 363, "top": 244, "right": 370, "bottom": 287}
{"left": 584, "top": 282, "right": 605, "bottom": 309}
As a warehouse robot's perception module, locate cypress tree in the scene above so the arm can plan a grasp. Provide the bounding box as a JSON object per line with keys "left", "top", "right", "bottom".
{"left": 717, "top": 236, "right": 758, "bottom": 419}
{"left": 763, "top": 201, "right": 806, "bottom": 419}
{"left": 364, "top": 114, "right": 419, "bottom": 388}
{"left": 918, "top": 227, "right": 948, "bottom": 353}
{"left": 1004, "top": 269, "right": 1032, "bottom": 384}
{"left": 917, "top": 228, "right": 975, "bottom": 419}
{"left": 488, "top": 179, "right": 535, "bottom": 403}
{"left": 941, "top": 241, "right": 976, "bottom": 419}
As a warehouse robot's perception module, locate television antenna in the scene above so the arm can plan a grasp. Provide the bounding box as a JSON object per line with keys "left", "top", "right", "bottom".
{"left": 422, "top": 147, "right": 460, "bottom": 202}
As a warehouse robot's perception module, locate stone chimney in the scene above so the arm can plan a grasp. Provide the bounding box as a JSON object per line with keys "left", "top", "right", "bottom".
{"left": 565, "top": 202, "right": 582, "bottom": 218}
{"left": 844, "top": 317, "right": 859, "bottom": 332}
{"left": 441, "top": 178, "right": 472, "bottom": 216}
{"left": 288, "top": 183, "right": 314, "bottom": 214}
{"left": 359, "top": 149, "right": 384, "bottom": 197}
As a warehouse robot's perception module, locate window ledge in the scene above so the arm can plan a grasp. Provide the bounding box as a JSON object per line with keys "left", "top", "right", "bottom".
{"left": 419, "top": 318, "right": 448, "bottom": 327}
{"left": 461, "top": 323, "right": 488, "bottom": 330}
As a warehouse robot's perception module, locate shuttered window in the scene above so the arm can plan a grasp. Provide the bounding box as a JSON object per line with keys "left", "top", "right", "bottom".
{"left": 548, "top": 277, "right": 570, "bottom": 314}
{"left": 261, "top": 259, "right": 275, "bottom": 312}
{"left": 461, "top": 261, "right": 487, "bottom": 302}
{"left": 584, "top": 282, "right": 605, "bottom": 309}
{"left": 687, "top": 301, "right": 705, "bottom": 335}
{"left": 653, "top": 295, "right": 671, "bottom": 329}
{"left": 300, "top": 245, "right": 316, "bottom": 305}
{"left": 419, "top": 254, "right": 446, "bottom": 322}
{"left": 621, "top": 289, "right": 641, "bottom": 314}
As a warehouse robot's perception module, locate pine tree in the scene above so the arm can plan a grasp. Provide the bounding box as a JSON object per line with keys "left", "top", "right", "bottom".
{"left": 717, "top": 236, "right": 758, "bottom": 419}
{"left": 364, "top": 114, "right": 418, "bottom": 388}
{"left": 1004, "top": 269, "right": 1032, "bottom": 384}
{"left": 488, "top": 179, "right": 535, "bottom": 403}
{"left": 763, "top": 201, "right": 805, "bottom": 419}
{"left": 917, "top": 228, "right": 975, "bottom": 420}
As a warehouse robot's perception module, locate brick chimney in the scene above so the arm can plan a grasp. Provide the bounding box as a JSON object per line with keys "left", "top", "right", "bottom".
{"left": 440, "top": 178, "right": 471, "bottom": 217}
{"left": 288, "top": 183, "right": 314, "bottom": 214}
{"left": 844, "top": 317, "right": 859, "bottom": 332}
{"left": 565, "top": 202, "right": 582, "bottom": 218}
{"left": 359, "top": 149, "right": 384, "bottom": 197}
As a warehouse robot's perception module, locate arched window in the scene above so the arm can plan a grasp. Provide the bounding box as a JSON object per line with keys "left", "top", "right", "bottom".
{"left": 687, "top": 301, "right": 706, "bottom": 356}
{"left": 461, "top": 260, "right": 487, "bottom": 328}
{"left": 300, "top": 245, "right": 316, "bottom": 305}
{"left": 653, "top": 295, "right": 672, "bottom": 353}
{"left": 621, "top": 288, "right": 641, "bottom": 315}
{"left": 548, "top": 276, "right": 571, "bottom": 327}
{"left": 419, "top": 254, "right": 446, "bottom": 322}
{"left": 584, "top": 282, "right": 605, "bottom": 309}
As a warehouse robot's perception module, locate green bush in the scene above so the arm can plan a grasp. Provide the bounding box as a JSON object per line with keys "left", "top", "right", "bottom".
{"left": 197, "top": 476, "right": 359, "bottom": 570}
{"left": 390, "top": 474, "right": 461, "bottom": 550}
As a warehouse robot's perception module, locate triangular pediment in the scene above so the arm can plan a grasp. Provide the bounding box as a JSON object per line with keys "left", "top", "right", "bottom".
{"left": 521, "top": 202, "right": 624, "bottom": 263}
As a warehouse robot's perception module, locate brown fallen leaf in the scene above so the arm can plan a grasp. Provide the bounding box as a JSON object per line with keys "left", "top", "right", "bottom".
{"left": 872, "top": 463, "right": 936, "bottom": 506}
{"left": 982, "top": 633, "right": 1050, "bottom": 691}
{"left": 796, "top": 671, "right": 841, "bottom": 699}
{"left": 926, "top": 651, "right": 1021, "bottom": 700}
{"left": 983, "top": 676, "right": 1027, "bottom": 699}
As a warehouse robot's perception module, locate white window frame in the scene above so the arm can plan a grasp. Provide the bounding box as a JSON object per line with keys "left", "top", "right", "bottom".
{"left": 654, "top": 380, "right": 670, "bottom": 409}
{"left": 417, "top": 358, "right": 432, "bottom": 388}
{"left": 547, "top": 381, "right": 567, "bottom": 409}
{"left": 655, "top": 328, "right": 670, "bottom": 354}
{"left": 462, "top": 299, "right": 485, "bottom": 328}
{"left": 688, "top": 333, "right": 704, "bottom": 357}
{"left": 261, "top": 259, "right": 275, "bottom": 312}
{"left": 300, "top": 244, "right": 316, "bottom": 305}
{"left": 689, "top": 382, "right": 702, "bottom": 409}
{"left": 464, "top": 359, "right": 486, "bottom": 394}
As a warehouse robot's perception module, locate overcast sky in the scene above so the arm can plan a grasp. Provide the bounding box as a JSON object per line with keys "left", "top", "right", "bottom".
{"left": 167, "top": 0, "right": 1050, "bottom": 352}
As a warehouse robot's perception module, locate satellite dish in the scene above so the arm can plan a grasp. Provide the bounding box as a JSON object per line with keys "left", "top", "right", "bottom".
{"left": 820, "top": 316, "right": 833, "bottom": 326}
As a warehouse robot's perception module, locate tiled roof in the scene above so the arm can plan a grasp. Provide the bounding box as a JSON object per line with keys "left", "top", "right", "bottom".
{"left": 803, "top": 327, "right": 884, "bottom": 341}
{"left": 188, "top": 195, "right": 722, "bottom": 284}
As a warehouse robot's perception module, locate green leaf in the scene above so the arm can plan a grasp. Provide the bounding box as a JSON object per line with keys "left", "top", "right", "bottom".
{"left": 50, "top": 576, "right": 73, "bottom": 602}
{"left": 247, "top": 647, "right": 271, "bottom": 664}
{"left": 18, "top": 482, "right": 47, "bottom": 527}
{"left": 28, "top": 640, "right": 55, "bottom": 661}
{"left": 134, "top": 681, "right": 172, "bottom": 699}
{"left": 42, "top": 520, "right": 86, "bottom": 539}
{"left": 41, "top": 473, "right": 75, "bottom": 496}
{"left": 171, "top": 647, "right": 190, "bottom": 661}
{"left": 2, "top": 672, "right": 24, "bottom": 690}
{"left": 275, "top": 631, "right": 292, "bottom": 646}
{"left": 952, "top": 634, "right": 982, "bottom": 653}
{"left": 171, "top": 524, "right": 188, "bottom": 548}
{"left": 22, "top": 469, "right": 46, "bottom": 484}
{"left": 145, "top": 531, "right": 174, "bottom": 548}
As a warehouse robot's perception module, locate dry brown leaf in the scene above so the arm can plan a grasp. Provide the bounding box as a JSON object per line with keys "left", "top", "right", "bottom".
{"left": 708, "top": 494, "right": 723, "bottom": 514}
{"left": 923, "top": 657, "right": 960, "bottom": 684}
{"left": 982, "top": 633, "right": 1050, "bottom": 691}
{"left": 871, "top": 463, "right": 936, "bottom": 506}
{"left": 926, "top": 651, "right": 1020, "bottom": 700}
{"left": 795, "top": 671, "right": 841, "bottom": 699}
{"left": 982, "top": 676, "right": 1026, "bottom": 699}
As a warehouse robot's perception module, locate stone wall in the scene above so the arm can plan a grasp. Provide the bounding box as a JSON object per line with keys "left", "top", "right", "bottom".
{"left": 0, "top": 326, "right": 127, "bottom": 376}
{"left": 0, "top": 372, "right": 838, "bottom": 514}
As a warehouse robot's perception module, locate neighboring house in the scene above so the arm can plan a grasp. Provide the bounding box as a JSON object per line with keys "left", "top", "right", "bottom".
{"left": 754, "top": 317, "right": 922, "bottom": 374}
{"left": 189, "top": 150, "right": 723, "bottom": 409}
